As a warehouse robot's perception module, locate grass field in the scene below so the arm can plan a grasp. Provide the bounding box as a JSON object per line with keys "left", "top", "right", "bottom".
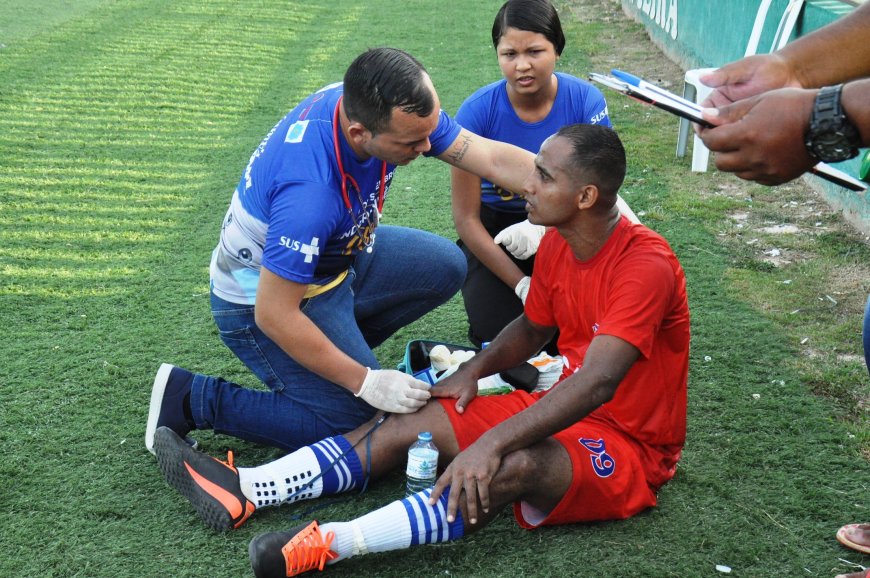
{"left": 1, "top": 0, "right": 867, "bottom": 576}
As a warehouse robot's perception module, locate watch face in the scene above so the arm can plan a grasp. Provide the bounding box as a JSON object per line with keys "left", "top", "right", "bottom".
{"left": 812, "top": 127, "right": 859, "bottom": 162}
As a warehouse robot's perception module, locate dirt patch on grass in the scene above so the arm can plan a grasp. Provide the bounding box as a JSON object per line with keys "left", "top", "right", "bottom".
{"left": 563, "top": 0, "right": 686, "bottom": 89}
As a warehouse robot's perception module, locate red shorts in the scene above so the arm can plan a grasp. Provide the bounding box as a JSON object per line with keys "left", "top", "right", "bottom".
{"left": 438, "top": 391, "right": 657, "bottom": 528}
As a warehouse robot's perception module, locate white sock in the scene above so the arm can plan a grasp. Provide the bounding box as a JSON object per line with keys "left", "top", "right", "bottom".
{"left": 322, "top": 501, "right": 411, "bottom": 562}
{"left": 237, "top": 447, "right": 323, "bottom": 508}
{"left": 322, "top": 488, "right": 464, "bottom": 563}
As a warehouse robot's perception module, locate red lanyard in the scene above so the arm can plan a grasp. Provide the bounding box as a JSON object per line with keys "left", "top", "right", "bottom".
{"left": 333, "top": 96, "right": 387, "bottom": 219}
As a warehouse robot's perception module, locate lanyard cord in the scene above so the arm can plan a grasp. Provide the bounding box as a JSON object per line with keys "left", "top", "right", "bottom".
{"left": 284, "top": 412, "right": 391, "bottom": 520}
{"left": 332, "top": 96, "right": 387, "bottom": 219}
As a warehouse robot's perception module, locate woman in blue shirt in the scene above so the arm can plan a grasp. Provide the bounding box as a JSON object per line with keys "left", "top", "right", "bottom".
{"left": 452, "top": 0, "right": 636, "bottom": 351}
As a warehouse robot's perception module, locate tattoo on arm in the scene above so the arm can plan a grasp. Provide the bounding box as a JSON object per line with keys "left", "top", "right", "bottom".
{"left": 448, "top": 133, "right": 472, "bottom": 166}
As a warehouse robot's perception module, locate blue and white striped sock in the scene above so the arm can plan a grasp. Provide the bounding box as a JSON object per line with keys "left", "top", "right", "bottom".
{"left": 310, "top": 436, "right": 363, "bottom": 494}
{"left": 237, "top": 435, "right": 363, "bottom": 508}
{"left": 323, "top": 487, "right": 465, "bottom": 562}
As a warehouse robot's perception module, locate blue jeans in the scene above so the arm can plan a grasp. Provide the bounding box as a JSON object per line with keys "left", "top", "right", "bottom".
{"left": 190, "top": 225, "right": 466, "bottom": 451}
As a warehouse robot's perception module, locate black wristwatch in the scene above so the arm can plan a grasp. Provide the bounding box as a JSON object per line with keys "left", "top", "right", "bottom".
{"left": 805, "top": 84, "right": 861, "bottom": 163}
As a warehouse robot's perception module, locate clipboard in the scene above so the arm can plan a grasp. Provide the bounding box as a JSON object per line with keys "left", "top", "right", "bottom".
{"left": 589, "top": 71, "right": 868, "bottom": 192}
{"left": 589, "top": 72, "right": 712, "bottom": 128}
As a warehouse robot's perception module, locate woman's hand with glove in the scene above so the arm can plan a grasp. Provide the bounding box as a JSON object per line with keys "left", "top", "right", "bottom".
{"left": 493, "top": 220, "right": 546, "bottom": 260}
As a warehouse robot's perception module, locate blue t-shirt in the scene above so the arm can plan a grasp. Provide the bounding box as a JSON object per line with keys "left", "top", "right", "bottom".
{"left": 211, "top": 82, "right": 462, "bottom": 304}
{"left": 455, "top": 72, "right": 610, "bottom": 212}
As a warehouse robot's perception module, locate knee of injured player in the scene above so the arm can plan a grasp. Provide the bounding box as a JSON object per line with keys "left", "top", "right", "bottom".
{"left": 344, "top": 402, "right": 461, "bottom": 474}
{"left": 498, "top": 439, "right": 572, "bottom": 512}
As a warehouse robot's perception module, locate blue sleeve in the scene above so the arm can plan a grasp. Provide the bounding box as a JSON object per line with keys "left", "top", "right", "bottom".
{"left": 425, "top": 110, "right": 463, "bottom": 157}
{"left": 261, "top": 181, "right": 344, "bottom": 284}
{"left": 455, "top": 92, "right": 487, "bottom": 137}
{"left": 583, "top": 84, "right": 612, "bottom": 128}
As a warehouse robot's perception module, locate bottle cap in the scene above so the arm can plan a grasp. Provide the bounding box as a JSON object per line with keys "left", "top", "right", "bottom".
{"left": 418, "top": 431, "right": 432, "bottom": 441}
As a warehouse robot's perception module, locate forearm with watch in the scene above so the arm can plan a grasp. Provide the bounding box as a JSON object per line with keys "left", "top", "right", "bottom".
{"left": 804, "top": 81, "right": 869, "bottom": 163}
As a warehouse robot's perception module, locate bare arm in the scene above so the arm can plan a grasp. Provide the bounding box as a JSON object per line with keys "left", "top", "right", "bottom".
{"left": 471, "top": 334, "right": 637, "bottom": 455}
{"left": 444, "top": 128, "right": 639, "bottom": 228}
{"left": 254, "top": 268, "right": 367, "bottom": 392}
{"left": 438, "top": 128, "right": 535, "bottom": 197}
{"left": 431, "top": 333, "right": 640, "bottom": 521}
{"left": 843, "top": 79, "right": 870, "bottom": 144}
{"left": 451, "top": 166, "right": 526, "bottom": 289}
{"left": 779, "top": 2, "right": 870, "bottom": 89}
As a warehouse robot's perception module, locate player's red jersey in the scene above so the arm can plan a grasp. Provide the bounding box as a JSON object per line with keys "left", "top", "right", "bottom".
{"left": 525, "top": 216, "right": 690, "bottom": 489}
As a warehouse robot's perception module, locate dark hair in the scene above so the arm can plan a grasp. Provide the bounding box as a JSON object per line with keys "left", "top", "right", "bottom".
{"left": 491, "top": 0, "right": 566, "bottom": 55}
{"left": 555, "top": 124, "right": 626, "bottom": 198}
{"left": 342, "top": 47, "right": 436, "bottom": 135}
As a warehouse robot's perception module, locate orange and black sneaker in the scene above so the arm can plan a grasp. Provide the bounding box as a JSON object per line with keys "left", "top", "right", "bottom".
{"left": 153, "top": 426, "right": 255, "bottom": 531}
{"left": 249, "top": 521, "right": 338, "bottom": 577}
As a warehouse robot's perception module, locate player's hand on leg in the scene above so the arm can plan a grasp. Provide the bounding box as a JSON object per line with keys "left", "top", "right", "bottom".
{"left": 430, "top": 370, "right": 478, "bottom": 414}
{"left": 430, "top": 441, "right": 501, "bottom": 525}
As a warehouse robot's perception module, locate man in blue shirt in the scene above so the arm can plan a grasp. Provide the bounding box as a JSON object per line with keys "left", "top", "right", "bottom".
{"left": 145, "top": 47, "right": 539, "bottom": 456}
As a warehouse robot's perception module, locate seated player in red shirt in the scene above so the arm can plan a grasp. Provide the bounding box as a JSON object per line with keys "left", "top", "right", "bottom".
{"left": 151, "top": 123, "right": 691, "bottom": 577}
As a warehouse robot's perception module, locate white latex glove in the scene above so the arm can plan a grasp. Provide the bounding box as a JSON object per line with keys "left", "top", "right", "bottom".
{"left": 493, "top": 220, "right": 546, "bottom": 260}
{"left": 514, "top": 276, "right": 531, "bottom": 304}
{"left": 615, "top": 194, "right": 640, "bottom": 224}
{"left": 355, "top": 368, "right": 431, "bottom": 413}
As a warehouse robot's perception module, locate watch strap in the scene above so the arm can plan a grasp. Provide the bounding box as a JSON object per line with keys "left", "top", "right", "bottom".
{"left": 806, "top": 84, "right": 861, "bottom": 162}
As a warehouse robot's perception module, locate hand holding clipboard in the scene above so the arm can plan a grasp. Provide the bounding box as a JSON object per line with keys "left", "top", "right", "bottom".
{"left": 589, "top": 70, "right": 867, "bottom": 192}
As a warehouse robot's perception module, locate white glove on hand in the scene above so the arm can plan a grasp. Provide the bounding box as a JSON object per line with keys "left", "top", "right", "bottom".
{"left": 514, "top": 276, "right": 531, "bottom": 304}
{"left": 493, "top": 220, "right": 546, "bottom": 260}
{"left": 355, "top": 368, "right": 431, "bottom": 414}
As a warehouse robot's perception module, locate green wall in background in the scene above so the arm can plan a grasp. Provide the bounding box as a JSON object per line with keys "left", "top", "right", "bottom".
{"left": 620, "top": 0, "right": 855, "bottom": 68}
{"left": 619, "top": 0, "right": 868, "bottom": 233}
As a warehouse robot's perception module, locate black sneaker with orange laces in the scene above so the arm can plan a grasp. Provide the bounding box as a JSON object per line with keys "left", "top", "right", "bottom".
{"left": 152, "top": 426, "right": 255, "bottom": 531}
{"left": 249, "top": 521, "right": 338, "bottom": 577}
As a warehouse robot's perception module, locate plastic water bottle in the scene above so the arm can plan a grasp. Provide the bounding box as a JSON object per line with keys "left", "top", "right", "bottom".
{"left": 405, "top": 432, "right": 438, "bottom": 497}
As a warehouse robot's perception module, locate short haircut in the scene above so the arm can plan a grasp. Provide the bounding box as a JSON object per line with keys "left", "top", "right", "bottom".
{"left": 343, "top": 47, "right": 436, "bottom": 135}
{"left": 555, "top": 124, "right": 626, "bottom": 198}
{"left": 491, "top": 0, "right": 566, "bottom": 56}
